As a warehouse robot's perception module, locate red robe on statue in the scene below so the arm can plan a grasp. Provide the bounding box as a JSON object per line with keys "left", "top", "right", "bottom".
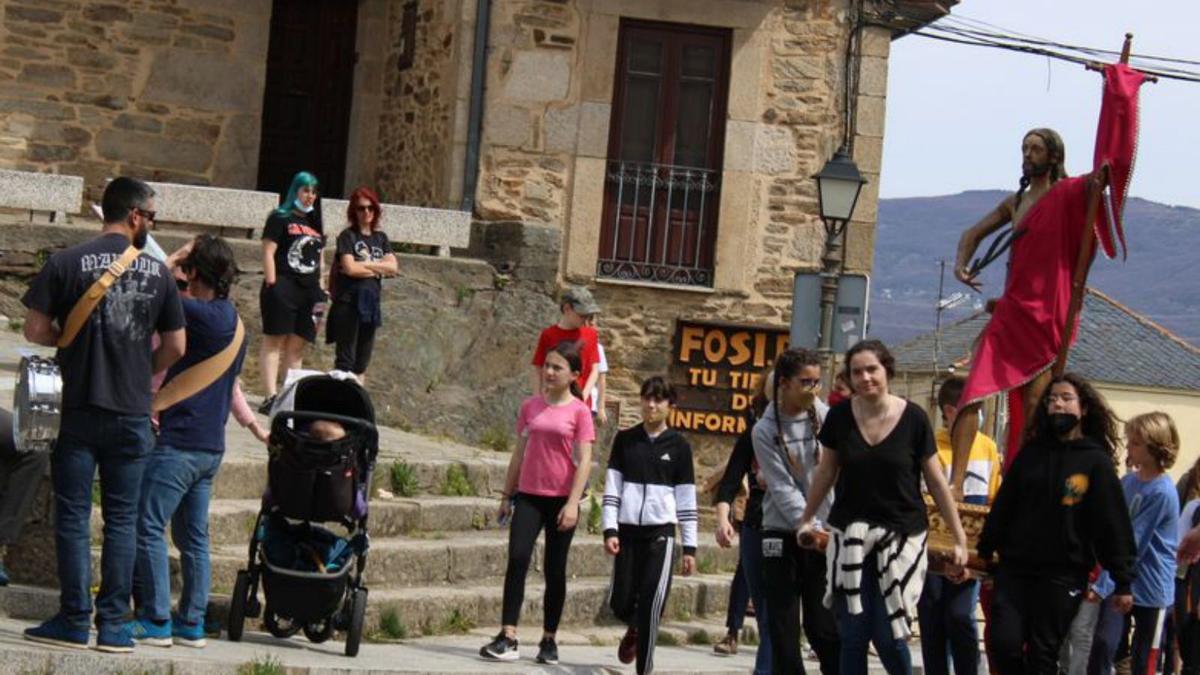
{"left": 958, "top": 64, "right": 1145, "bottom": 461}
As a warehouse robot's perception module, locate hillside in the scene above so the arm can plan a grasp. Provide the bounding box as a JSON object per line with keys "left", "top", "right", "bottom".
{"left": 870, "top": 190, "right": 1200, "bottom": 346}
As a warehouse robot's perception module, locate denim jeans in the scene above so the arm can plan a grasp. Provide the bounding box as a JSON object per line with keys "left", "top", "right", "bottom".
{"left": 917, "top": 573, "right": 981, "bottom": 675}
{"left": 834, "top": 557, "right": 913, "bottom": 675}
{"left": 739, "top": 524, "right": 772, "bottom": 675}
{"left": 53, "top": 407, "right": 153, "bottom": 630}
{"left": 133, "top": 445, "right": 223, "bottom": 626}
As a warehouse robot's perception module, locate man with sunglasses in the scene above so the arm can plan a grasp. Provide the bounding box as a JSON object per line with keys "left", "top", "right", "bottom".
{"left": 20, "top": 177, "right": 186, "bottom": 653}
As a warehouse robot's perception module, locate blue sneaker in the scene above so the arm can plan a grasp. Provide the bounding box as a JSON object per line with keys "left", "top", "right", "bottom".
{"left": 96, "top": 622, "right": 135, "bottom": 653}
{"left": 129, "top": 618, "right": 172, "bottom": 647}
{"left": 24, "top": 614, "right": 89, "bottom": 649}
{"left": 172, "top": 618, "right": 207, "bottom": 648}
{"left": 0, "top": 560, "right": 9, "bottom": 586}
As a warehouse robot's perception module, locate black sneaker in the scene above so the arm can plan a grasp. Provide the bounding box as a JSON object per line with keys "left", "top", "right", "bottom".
{"left": 536, "top": 637, "right": 559, "bottom": 665}
{"left": 257, "top": 395, "right": 276, "bottom": 415}
{"left": 479, "top": 632, "right": 519, "bottom": 661}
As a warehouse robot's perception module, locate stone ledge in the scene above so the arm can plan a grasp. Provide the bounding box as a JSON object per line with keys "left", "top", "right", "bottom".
{"left": 596, "top": 277, "right": 717, "bottom": 295}
{"left": 0, "top": 169, "right": 83, "bottom": 214}
{"left": 323, "top": 200, "right": 472, "bottom": 251}
{"left": 141, "top": 181, "right": 279, "bottom": 230}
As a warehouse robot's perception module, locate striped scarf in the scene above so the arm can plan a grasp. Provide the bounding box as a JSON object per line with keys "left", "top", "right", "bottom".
{"left": 823, "top": 521, "right": 929, "bottom": 640}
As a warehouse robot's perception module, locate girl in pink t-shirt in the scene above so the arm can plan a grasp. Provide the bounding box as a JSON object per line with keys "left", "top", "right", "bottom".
{"left": 480, "top": 341, "right": 595, "bottom": 665}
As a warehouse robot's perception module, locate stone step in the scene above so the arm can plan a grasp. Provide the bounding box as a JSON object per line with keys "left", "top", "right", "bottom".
{"left": 88, "top": 495, "right": 508, "bottom": 548}
{"left": 204, "top": 531, "right": 741, "bottom": 593}
{"left": 1, "top": 568, "right": 735, "bottom": 639}
{"left": 212, "top": 456, "right": 512, "bottom": 500}
{"left": 350, "top": 573, "right": 735, "bottom": 637}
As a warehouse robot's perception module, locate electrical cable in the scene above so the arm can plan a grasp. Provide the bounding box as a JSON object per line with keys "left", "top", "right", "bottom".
{"left": 909, "top": 26, "right": 1200, "bottom": 83}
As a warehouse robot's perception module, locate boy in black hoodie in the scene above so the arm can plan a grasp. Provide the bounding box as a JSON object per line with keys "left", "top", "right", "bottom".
{"left": 976, "top": 373, "right": 1136, "bottom": 675}
{"left": 603, "top": 377, "right": 698, "bottom": 675}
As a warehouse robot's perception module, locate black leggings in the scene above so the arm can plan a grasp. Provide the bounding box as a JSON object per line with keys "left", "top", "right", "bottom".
{"left": 501, "top": 493, "right": 576, "bottom": 632}
{"left": 328, "top": 301, "right": 377, "bottom": 374}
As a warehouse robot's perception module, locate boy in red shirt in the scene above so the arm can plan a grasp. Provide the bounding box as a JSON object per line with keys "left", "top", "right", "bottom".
{"left": 531, "top": 287, "right": 601, "bottom": 407}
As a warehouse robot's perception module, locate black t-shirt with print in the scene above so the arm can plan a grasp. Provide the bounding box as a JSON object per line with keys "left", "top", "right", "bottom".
{"left": 21, "top": 232, "right": 186, "bottom": 415}
{"left": 333, "top": 228, "right": 390, "bottom": 303}
{"left": 817, "top": 399, "right": 937, "bottom": 535}
{"left": 263, "top": 209, "right": 325, "bottom": 288}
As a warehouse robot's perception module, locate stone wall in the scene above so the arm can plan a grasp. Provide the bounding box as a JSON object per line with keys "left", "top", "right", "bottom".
{"left": 0, "top": 0, "right": 270, "bottom": 200}
{"left": 0, "top": 221, "right": 563, "bottom": 450}
{"left": 373, "top": 0, "right": 467, "bottom": 208}
{"left": 453, "top": 0, "right": 893, "bottom": 466}
{"left": 472, "top": 0, "right": 579, "bottom": 226}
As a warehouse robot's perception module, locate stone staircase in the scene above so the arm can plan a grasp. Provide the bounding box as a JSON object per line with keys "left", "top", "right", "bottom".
{"left": 236, "top": 453, "right": 736, "bottom": 637}
{"left": 2, "top": 414, "right": 742, "bottom": 642}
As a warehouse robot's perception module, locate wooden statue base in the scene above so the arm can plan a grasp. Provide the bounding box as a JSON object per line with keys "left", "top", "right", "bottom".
{"left": 798, "top": 498, "right": 991, "bottom": 575}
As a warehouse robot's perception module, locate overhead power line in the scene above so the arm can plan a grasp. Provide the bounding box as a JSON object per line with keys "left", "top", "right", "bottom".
{"left": 901, "top": 14, "right": 1200, "bottom": 84}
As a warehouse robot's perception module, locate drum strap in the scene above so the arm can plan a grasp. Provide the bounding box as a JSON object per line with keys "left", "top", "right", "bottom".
{"left": 152, "top": 317, "right": 246, "bottom": 412}
{"left": 57, "top": 245, "right": 141, "bottom": 349}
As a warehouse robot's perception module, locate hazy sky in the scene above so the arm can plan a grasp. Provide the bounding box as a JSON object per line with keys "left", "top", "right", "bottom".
{"left": 881, "top": 0, "right": 1200, "bottom": 208}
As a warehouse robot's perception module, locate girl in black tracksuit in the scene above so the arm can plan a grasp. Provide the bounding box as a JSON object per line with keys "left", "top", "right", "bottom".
{"left": 977, "top": 373, "right": 1136, "bottom": 675}
{"left": 603, "top": 377, "right": 698, "bottom": 675}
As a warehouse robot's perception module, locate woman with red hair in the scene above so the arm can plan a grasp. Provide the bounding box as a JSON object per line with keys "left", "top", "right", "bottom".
{"left": 325, "top": 187, "right": 398, "bottom": 382}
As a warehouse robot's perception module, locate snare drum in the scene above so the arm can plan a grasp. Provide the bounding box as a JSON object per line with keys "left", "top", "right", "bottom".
{"left": 13, "top": 355, "right": 61, "bottom": 453}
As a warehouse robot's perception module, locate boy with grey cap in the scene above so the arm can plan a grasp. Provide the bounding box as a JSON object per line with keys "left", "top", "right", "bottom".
{"left": 530, "top": 287, "right": 601, "bottom": 408}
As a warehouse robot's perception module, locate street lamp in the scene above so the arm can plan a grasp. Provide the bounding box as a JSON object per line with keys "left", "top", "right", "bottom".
{"left": 814, "top": 145, "right": 867, "bottom": 238}
{"left": 812, "top": 145, "right": 867, "bottom": 367}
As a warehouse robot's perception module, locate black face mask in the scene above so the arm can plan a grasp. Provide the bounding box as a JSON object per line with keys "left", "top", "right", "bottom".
{"left": 1047, "top": 412, "right": 1080, "bottom": 437}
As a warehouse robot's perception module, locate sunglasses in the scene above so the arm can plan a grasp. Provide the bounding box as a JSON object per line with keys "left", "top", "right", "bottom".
{"left": 135, "top": 208, "right": 156, "bottom": 222}
{"left": 175, "top": 278, "right": 188, "bottom": 291}
{"left": 353, "top": 205, "right": 375, "bottom": 213}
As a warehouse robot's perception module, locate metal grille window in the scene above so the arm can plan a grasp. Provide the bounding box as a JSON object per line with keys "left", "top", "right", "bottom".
{"left": 597, "top": 21, "right": 731, "bottom": 288}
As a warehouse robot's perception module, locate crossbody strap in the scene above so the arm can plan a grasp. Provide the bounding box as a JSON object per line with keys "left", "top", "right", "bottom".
{"left": 152, "top": 317, "right": 246, "bottom": 413}
{"left": 57, "top": 245, "right": 140, "bottom": 348}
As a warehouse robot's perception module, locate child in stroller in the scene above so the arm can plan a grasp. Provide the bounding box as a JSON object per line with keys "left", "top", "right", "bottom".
{"left": 226, "top": 374, "right": 378, "bottom": 657}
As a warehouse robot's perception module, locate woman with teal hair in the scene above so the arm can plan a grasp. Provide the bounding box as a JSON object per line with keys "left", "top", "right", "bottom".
{"left": 258, "top": 171, "right": 326, "bottom": 413}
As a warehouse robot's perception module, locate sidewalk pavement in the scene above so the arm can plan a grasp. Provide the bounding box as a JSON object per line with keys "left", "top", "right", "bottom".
{"left": 0, "top": 615, "right": 760, "bottom": 674}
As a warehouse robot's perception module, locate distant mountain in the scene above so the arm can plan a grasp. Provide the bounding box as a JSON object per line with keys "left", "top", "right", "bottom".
{"left": 869, "top": 190, "right": 1200, "bottom": 346}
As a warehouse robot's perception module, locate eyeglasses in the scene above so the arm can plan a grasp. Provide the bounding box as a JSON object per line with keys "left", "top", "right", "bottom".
{"left": 135, "top": 208, "right": 156, "bottom": 222}
{"left": 797, "top": 378, "right": 821, "bottom": 390}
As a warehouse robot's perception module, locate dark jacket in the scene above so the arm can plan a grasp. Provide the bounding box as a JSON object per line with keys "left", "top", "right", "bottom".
{"left": 601, "top": 426, "right": 699, "bottom": 555}
{"left": 713, "top": 419, "right": 765, "bottom": 531}
{"left": 978, "top": 434, "right": 1136, "bottom": 594}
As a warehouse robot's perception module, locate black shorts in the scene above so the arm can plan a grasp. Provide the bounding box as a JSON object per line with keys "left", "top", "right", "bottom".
{"left": 260, "top": 277, "right": 321, "bottom": 342}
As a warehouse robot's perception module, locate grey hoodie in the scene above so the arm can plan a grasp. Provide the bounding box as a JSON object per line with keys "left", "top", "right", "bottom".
{"left": 752, "top": 399, "right": 833, "bottom": 532}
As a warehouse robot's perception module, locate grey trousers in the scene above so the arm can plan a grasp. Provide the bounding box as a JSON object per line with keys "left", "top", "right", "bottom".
{"left": 0, "top": 409, "right": 51, "bottom": 546}
{"left": 1060, "top": 598, "right": 1102, "bottom": 675}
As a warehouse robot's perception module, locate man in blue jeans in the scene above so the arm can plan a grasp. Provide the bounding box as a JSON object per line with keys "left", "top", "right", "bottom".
{"left": 131, "top": 234, "right": 246, "bottom": 648}
{"left": 21, "top": 177, "right": 186, "bottom": 652}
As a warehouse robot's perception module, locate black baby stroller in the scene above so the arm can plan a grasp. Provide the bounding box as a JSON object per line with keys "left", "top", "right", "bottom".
{"left": 227, "top": 374, "right": 378, "bottom": 656}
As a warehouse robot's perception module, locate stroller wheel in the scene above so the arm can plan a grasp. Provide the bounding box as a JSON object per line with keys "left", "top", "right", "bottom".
{"left": 227, "top": 570, "right": 252, "bottom": 642}
{"left": 344, "top": 587, "right": 368, "bottom": 657}
{"left": 304, "top": 618, "right": 335, "bottom": 644}
{"left": 264, "top": 605, "right": 302, "bottom": 639}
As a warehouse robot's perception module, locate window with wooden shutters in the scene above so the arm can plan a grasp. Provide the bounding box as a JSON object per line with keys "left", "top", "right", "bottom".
{"left": 597, "top": 21, "right": 732, "bottom": 288}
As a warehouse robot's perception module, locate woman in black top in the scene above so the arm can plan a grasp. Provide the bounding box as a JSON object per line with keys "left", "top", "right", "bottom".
{"left": 325, "top": 186, "right": 397, "bottom": 382}
{"left": 258, "top": 171, "right": 325, "bottom": 412}
{"left": 798, "top": 340, "right": 966, "bottom": 675}
{"left": 711, "top": 376, "right": 769, "bottom": 669}
{"left": 976, "top": 373, "right": 1135, "bottom": 675}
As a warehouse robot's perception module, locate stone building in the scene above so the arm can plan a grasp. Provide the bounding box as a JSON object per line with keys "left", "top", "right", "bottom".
{"left": 0, "top": 0, "right": 955, "bottom": 462}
